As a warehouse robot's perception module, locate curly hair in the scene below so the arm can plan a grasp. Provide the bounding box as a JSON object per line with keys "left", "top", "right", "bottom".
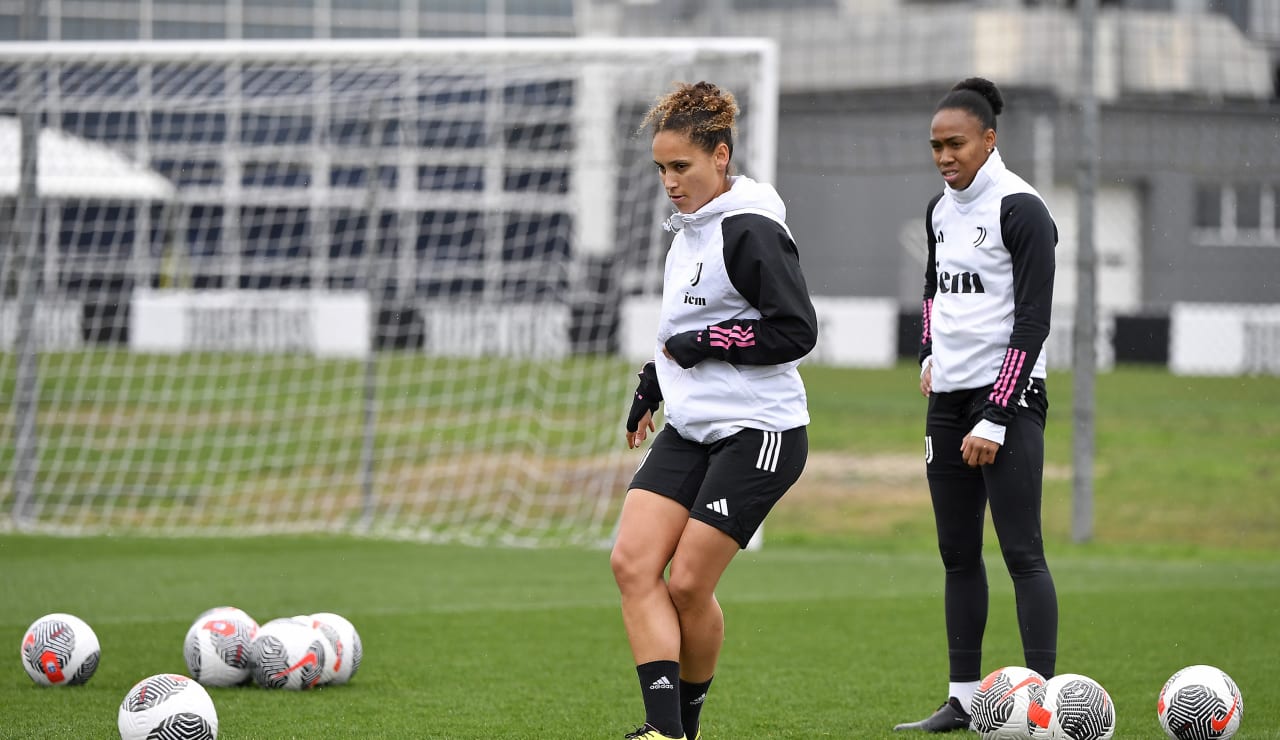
{"left": 640, "top": 80, "right": 738, "bottom": 161}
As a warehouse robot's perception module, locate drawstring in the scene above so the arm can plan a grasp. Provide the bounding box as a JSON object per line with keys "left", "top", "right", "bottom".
{"left": 663, "top": 212, "right": 698, "bottom": 233}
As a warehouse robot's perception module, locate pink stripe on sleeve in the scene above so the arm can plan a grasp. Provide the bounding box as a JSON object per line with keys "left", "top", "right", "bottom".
{"left": 989, "top": 348, "right": 1026, "bottom": 407}
{"left": 709, "top": 324, "right": 756, "bottom": 349}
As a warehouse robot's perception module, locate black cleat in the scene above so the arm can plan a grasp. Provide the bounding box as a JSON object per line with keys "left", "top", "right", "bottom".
{"left": 893, "top": 697, "right": 972, "bottom": 732}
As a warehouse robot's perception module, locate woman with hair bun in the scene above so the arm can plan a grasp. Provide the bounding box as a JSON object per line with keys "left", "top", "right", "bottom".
{"left": 896, "top": 77, "right": 1060, "bottom": 733}
{"left": 610, "top": 81, "right": 817, "bottom": 740}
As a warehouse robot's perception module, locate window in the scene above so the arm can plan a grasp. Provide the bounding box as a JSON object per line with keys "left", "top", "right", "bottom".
{"left": 1194, "top": 182, "right": 1280, "bottom": 247}
{"left": 1194, "top": 184, "right": 1221, "bottom": 229}
{"left": 1274, "top": 186, "right": 1280, "bottom": 233}
{"left": 1236, "top": 183, "right": 1262, "bottom": 230}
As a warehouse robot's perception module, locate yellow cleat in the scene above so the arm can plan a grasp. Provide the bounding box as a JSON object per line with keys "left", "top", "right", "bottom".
{"left": 624, "top": 724, "right": 685, "bottom": 739}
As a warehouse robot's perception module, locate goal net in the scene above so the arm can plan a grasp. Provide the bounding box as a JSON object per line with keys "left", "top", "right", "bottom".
{"left": 0, "top": 38, "right": 777, "bottom": 546}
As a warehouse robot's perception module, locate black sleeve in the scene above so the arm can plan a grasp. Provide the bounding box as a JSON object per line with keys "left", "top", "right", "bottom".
{"left": 919, "top": 192, "right": 944, "bottom": 367}
{"left": 983, "top": 192, "right": 1057, "bottom": 426}
{"left": 664, "top": 213, "right": 817, "bottom": 367}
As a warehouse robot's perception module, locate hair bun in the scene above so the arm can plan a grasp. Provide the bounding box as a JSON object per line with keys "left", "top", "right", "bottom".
{"left": 639, "top": 80, "right": 739, "bottom": 145}
{"left": 951, "top": 77, "right": 1004, "bottom": 117}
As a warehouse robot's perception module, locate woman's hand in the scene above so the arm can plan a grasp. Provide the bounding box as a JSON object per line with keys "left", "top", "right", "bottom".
{"left": 960, "top": 433, "right": 1000, "bottom": 467}
{"left": 626, "top": 410, "right": 655, "bottom": 450}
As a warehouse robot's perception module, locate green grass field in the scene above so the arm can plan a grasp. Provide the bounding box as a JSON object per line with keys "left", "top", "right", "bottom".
{"left": 0, "top": 535, "right": 1277, "bottom": 738}
{"left": 1, "top": 363, "right": 1278, "bottom": 737}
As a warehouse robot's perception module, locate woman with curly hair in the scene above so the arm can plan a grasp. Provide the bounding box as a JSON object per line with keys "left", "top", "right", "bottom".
{"left": 611, "top": 81, "right": 818, "bottom": 740}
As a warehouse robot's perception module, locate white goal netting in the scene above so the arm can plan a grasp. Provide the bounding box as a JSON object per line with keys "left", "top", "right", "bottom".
{"left": 0, "top": 38, "right": 777, "bottom": 545}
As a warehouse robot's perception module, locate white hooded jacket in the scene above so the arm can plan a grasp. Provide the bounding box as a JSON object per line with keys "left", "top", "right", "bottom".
{"left": 919, "top": 149, "right": 1057, "bottom": 440}
{"left": 654, "top": 175, "right": 817, "bottom": 444}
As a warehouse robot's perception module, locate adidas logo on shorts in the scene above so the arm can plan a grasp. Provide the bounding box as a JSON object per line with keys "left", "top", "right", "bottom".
{"left": 706, "top": 498, "right": 729, "bottom": 516}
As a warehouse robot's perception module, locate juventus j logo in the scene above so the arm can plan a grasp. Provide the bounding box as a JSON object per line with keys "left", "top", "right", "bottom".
{"left": 690, "top": 262, "right": 703, "bottom": 286}
{"left": 924, "top": 435, "right": 934, "bottom": 464}
{"left": 972, "top": 227, "right": 987, "bottom": 247}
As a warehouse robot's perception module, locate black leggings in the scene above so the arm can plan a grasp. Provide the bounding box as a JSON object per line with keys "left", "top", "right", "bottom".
{"left": 925, "top": 379, "right": 1057, "bottom": 681}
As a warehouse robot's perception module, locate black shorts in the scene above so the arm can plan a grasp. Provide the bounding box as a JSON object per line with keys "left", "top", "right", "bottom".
{"left": 628, "top": 424, "right": 808, "bottom": 548}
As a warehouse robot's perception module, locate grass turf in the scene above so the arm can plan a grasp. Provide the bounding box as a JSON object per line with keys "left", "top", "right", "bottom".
{"left": 2, "top": 363, "right": 1278, "bottom": 736}
{"left": 1, "top": 534, "right": 1277, "bottom": 738}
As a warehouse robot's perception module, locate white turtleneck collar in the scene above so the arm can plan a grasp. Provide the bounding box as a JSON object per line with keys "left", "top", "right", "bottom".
{"left": 947, "top": 148, "right": 1005, "bottom": 207}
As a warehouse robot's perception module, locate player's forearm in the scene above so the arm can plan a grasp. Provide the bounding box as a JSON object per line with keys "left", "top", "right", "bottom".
{"left": 664, "top": 314, "right": 816, "bottom": 368}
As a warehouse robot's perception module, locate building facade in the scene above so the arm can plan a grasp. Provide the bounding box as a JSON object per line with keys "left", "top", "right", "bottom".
{"left": 3, "top": 0, "right": 1278, "bottom": 366}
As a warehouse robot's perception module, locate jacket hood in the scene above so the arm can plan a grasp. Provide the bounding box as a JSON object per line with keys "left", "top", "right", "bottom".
{"left": 663, "top": 175, "right": 786, "bottom": 233}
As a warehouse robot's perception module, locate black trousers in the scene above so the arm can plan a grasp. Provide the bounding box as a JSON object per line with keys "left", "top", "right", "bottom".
{"left": 925, "top": 378, "right": 1057, "bottom": 681}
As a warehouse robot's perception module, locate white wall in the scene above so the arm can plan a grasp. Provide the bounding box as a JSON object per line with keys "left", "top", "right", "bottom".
{"left": 1046, "top": 183, "right": 1143, "bottom": 314}
{"left": 0, "top": 301, "right": 84, "bottom": 350}
{"left": 130, "top": 290, "right": 370, "bottom": 358}
{"left": 1170, "top": 303, "right": 1280, "bottom": 375}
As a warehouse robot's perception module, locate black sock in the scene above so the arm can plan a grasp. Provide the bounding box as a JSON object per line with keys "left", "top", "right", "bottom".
{"left": 1025, "top": 649, "right": 1056, "bottom": 680}
{"left": 636, "top": 660, "right": 682, "bottom": 737}
{"left": 679, "top": 676, "right": 713, "bottom": 738}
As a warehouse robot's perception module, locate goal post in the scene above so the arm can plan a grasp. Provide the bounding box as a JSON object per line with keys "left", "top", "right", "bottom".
{"left": 0, "top": 38, "right": 778, "bottom": 546}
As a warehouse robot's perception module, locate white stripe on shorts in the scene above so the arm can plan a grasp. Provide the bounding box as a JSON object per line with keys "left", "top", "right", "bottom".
{"left": 755, "top": 430, "right": 781, "bottom": 473}
{"left": 635, "top": 447, "right": 653, "bottom": 473}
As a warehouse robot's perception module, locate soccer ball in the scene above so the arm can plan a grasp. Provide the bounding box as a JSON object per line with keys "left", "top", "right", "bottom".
{"left": 1028, "top": 673, "right": 1116, "bottom": 740}
{"left": 248, "top": 618, "right": 327, "bottom": 690}
{"left": 183, "top": 606, "right": 259, "bottom": 687}
{"left": 194, "top": 605, "right": 253, "bottom": 622}
{"left": 118, "top": 673, "right": 218, "bottom": 740}
{"left": 970, "top": 666, "right": 1045, "bottom": 739}
{"left": 20, "top": 613, "right": 101, "bottom": 686}
{"left": 1157, "top": 664, "right": 1243, "bottom": 740}
{"left": 308, "top": 612, "right": 363, "bottom": 685}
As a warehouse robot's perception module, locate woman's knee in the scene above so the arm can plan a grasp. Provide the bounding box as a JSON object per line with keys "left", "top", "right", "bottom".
{"left": 666, "top": 569, "right": 714, "bottom": 612}
{"left": 610, "top": 542, "right": 666, "bottom": 593}
{"left": 1000, "top": 543, "right": 1048, "bottom": 578}
{"left": 938, "top": 541, "right": 984, "bottom": 573}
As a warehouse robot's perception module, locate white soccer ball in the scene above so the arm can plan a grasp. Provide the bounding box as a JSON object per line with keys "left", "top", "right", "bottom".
{"left": 1027, "top": 673, "right": 1116, "bottom": 740}
{"left": 970, "top": 666, "right": 1046, "bottom": 739}
{"left": 307, "top": 612, "right": 363, "bottom": 685}
{"left": 1157, "top": 664, "right": 1243, "bottom": 740}
{"left": 118, "top": 673, "right": 218, "bottom": 740}
{"left": 275, "top": 615, "right": 315, "bottom": 627}
{"left": 194, "top": 605, "right": 253, "bottom": 622}
{"left": 183, "top": 606, "right": 259, "bottom": 687}
{"left": 20, "top": 613, "right": 101, "bottom": 686}
{"left": 248, "top": 618, "right": 327, "bottom": 690}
